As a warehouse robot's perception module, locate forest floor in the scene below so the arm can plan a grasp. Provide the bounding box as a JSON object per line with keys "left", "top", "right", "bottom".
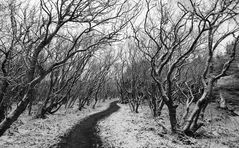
{"left": 1, "top": 99, "right": 239, "bottom": 148}
{"left": 99, "top": 103, "right": 239, "bottom": 148}
{"left": 0, "top": 99, "right": 116, "bottom": 148}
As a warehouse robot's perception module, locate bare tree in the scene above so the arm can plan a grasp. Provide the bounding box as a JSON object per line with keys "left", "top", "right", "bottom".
{"left": 181, "top": 0, "right": 239, "bottom": 135}
{"left": 131, "top": 0, "right": 239, "bottom": 134}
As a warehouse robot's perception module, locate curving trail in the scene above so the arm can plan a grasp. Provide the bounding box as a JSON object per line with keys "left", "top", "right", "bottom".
{"left": 50, "top": 101, "right": 120, "bottom": 148}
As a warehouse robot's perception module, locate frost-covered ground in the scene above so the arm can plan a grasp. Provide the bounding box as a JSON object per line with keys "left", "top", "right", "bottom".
{"left": 0, "top": 99, "right": 115, "bottom": 148}
{"left": 98, "top": 103, "right": 239, "bottom": 148}
{"left": 1, "top": 99, "right": 239, "bottom": 148}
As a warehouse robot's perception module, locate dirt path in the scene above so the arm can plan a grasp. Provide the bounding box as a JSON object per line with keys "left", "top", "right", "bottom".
{"left": 50, "top": 101, "right": 120, "bottom": 148}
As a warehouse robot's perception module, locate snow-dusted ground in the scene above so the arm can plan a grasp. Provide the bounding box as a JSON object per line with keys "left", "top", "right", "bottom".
{"left": 1, "top": 100, "right": 239, "bottom": 148}
{"left": 98, "top": 104, "right": 183, "bottom": 148}
{"left": 0, "top": 99, "right": 114, "bottom": 148}
{"left": 98, "top": 103, "right": 239, "bottom": 148}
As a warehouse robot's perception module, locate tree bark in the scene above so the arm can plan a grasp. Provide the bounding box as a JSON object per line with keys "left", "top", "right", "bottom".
{"left": 0, "top": 81, "right": 9, "bottom": 122}
{"left": 150, "top": 96, "right": 157, "bottom": 117}
{"left": 0, "top": 89, "right": 32, "bottom": 136}
{"left": 183, "top": 78, "right": 213, "bottom": 135}
{"left": 183, "top": 91, "right": 209, "bottom": 135}
{"left": 0, "top": 52, "right": 10, "bottom": 122}
{"left": 167, "top": 103, "right": 177, "bottom": 133}
{"left": 157, "top": 99, "right": 164, "bottom": 117}
{"left": 182, "top": 106, "right": 190, "bottom": 122}
{"left": 219, "top": 90, "right": 227, "bottom": 109}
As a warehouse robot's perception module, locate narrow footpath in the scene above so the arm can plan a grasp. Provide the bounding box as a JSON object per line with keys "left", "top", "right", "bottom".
{"left": 50, "top": 101, "right": 120, "bottom": 148}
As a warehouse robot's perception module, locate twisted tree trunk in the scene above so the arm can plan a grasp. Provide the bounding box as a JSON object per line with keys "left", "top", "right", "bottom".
{"left": 183, "top": 80, "right": 213, "bottom": 135}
